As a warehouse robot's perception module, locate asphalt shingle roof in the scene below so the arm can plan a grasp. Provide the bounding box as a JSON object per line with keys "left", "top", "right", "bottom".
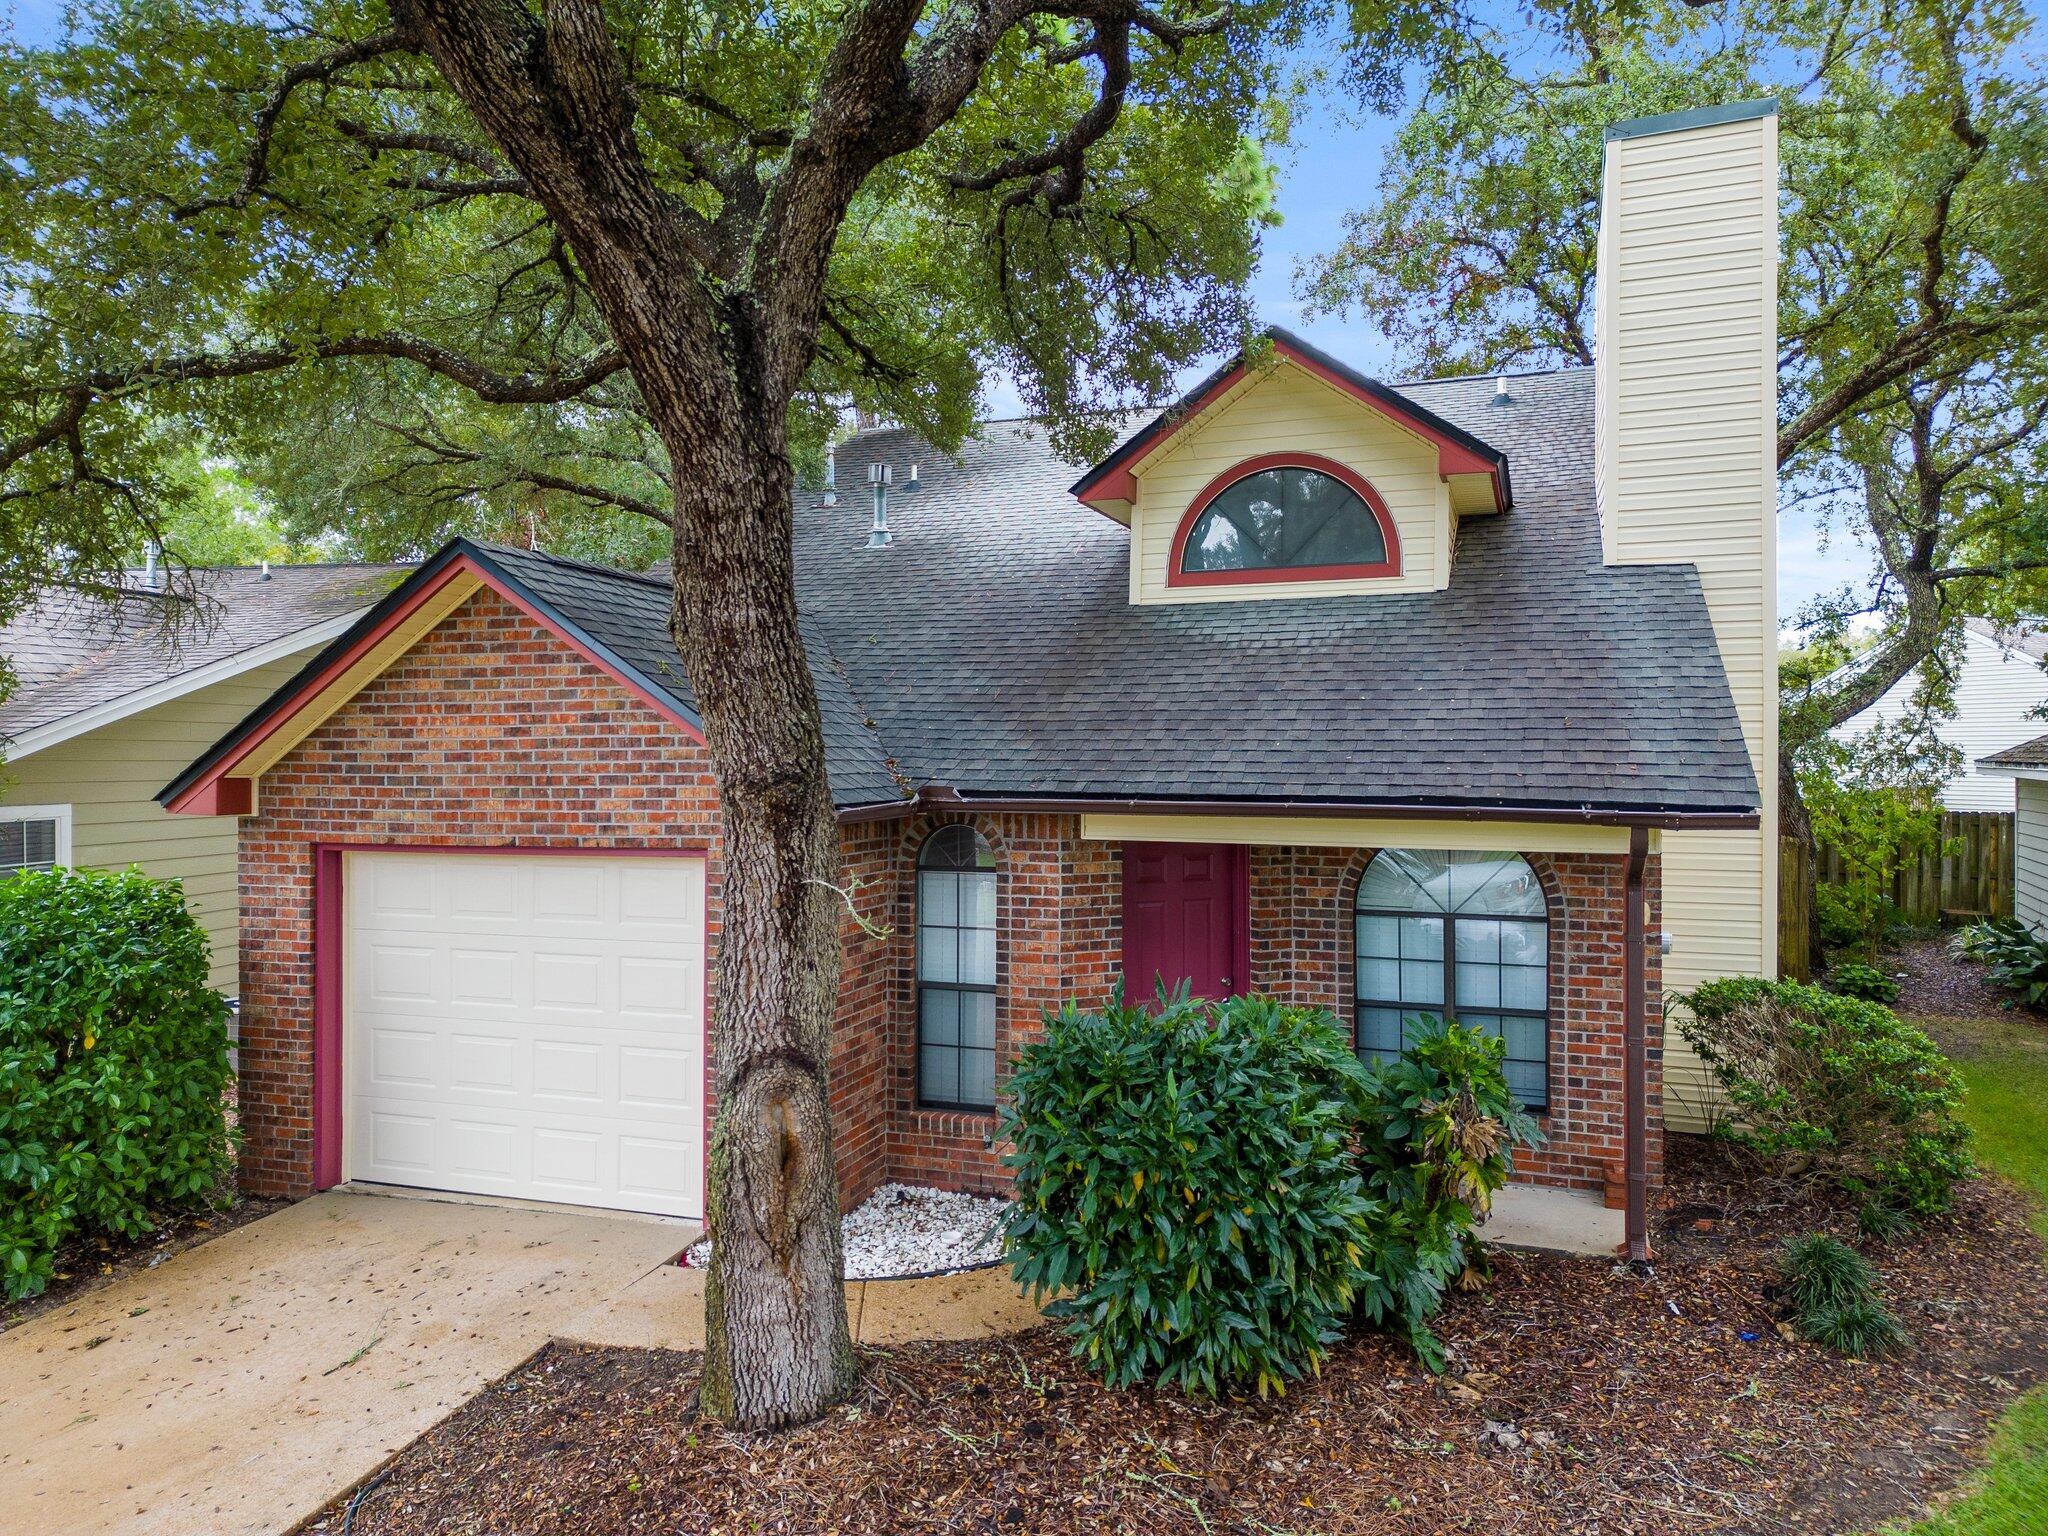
{"left": 1, "top": 564, "right": 406, "bottom": 744}
{"left": 1980, "top": 731, "right": 2048, "bottom": 770}
{"left": 159, "top": 361, "right": 1762, "bottom": 820}
{"left": 476, "top": 545, "right": 906, "bottom": 808}
{"left": 776, "top": 367, "right": 1758, "bottom": 815}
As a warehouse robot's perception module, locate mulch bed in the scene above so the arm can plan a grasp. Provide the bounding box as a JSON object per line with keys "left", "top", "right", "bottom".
{"left": 0, "top": 1188, "right": 287, "bottom": 1336}
{"left": 1884, "top": 933, "right": 2044, "bottom": 1025}
{"left": 310, "top": 1139, "right": 2048, "bottom": 1536}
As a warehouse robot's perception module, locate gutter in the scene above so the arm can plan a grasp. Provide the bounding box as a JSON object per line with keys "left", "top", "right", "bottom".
{"left": 834, "top": 785, "right": 1762, "bottom": 831}
{"left": 1623, "top": 826, "right": 1652, "bottom": 1266}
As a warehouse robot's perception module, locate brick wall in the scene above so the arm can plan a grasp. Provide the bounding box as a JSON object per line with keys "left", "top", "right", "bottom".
{"left": 235, "top": 589, "right": 729, "bottom": 1199}
{"left": 1235, "top": 843, "right": 1662, "bottom": 1194}
{"left": 235, "top": 585, "right": 1661, "bottom": 1213}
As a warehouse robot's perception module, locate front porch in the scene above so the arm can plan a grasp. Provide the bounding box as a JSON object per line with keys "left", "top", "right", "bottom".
{"left": 830, "top": 810, "right": 1663, "bottom": 1252}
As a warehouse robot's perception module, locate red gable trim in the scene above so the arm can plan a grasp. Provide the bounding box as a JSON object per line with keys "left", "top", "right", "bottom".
{"left": 1072, "top": 332, "right": 1507, "bottom": 513}
{"left": 163, "top": 552, "right": 705, "bottom": 815}
{"left": 1167, "top": 453, "right": 1403, "bottom": 588}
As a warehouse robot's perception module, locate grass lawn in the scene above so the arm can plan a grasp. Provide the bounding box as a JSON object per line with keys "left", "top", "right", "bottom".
{"left": 1889, "top": 979, "right": 2048, "bottom": 1535}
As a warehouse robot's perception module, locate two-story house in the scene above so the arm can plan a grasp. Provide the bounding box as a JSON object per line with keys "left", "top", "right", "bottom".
{"left": 158, "top": 100, "right": 1781, "bottom": 1256}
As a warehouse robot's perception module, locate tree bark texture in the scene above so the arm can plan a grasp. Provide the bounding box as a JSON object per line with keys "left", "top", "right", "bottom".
{"left": 395, "top": 0, "right": 857, "bottom": 1427}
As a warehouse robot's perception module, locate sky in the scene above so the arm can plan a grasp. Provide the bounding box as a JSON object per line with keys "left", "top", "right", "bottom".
{"left": 5, "top": 1, "right": 2038, "bottom": 623}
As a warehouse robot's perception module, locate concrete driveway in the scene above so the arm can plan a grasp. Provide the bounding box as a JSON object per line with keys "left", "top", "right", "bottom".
{"left": 0, "top": 1189, "right": 690, "bottom": 1536}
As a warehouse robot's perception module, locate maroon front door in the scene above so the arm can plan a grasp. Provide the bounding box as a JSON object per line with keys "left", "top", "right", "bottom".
{"left": 1121, "top": 843, "right": 1249, "bottom": 1003}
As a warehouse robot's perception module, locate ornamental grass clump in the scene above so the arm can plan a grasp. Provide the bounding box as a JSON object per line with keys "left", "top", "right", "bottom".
{"left": 1002, "top": 992, "right": 1537, "bottom": 1395}
{"left": 1780, "top": 1232, "right": 1908, "bottom": 1357}
{"left": 0, "top": 868, "right": 235, "bottom": 1298}
{"left": 1675, "top": 976, "right": 1971, "bottom": 1222}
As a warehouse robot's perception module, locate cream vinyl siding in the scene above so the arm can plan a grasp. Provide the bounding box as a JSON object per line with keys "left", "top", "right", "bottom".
{"left": 2012, "top": 777, "right": 2048, "bottom": 933}
{"left": 1595, "top": 109, "right": 1780, "bottom": 1130}
{"left": 1834, "top": 628, "right": 2048, "bottom": 812}
{"left": 1, "top": 651, "right": 318, "bottom": 992}
{"left": 1126, "top": 361, "right": 1452, "bottom": 604}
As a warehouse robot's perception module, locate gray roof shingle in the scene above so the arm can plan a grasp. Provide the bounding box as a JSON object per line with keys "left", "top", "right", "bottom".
{"left": 160, "top": 362, "right": 1763, "bottom": 821}
{"left": 781, "top": 367, "right": 1758, "bottom": 815}
{"left": 2, "top": 564, "right": 407, "bottom": 745}
{"left": 1980, "top": 731, "right": 2048, "bottom": 770}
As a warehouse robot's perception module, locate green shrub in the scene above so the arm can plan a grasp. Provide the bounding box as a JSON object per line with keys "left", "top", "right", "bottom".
{"left": 1951, "top": 916, "right": 2032, "bottom": 964}
{"left": 1351, "top": 1016, "right": 1542, "bottom": 1367}
{"left": 1675, "top": 976, "right": 1971, "bottom": 1219}
{"left": 1001, "top": 993, "right": 1537, "bottom": 1395}
{"left": 1781, "top": 1231, "right": 1875, "bottom": 1313}
{"left": 0, "top": 868, "right": 235, "bottom": 1298}
{"left": 1780, "top": 1232, "right": 1907, "bottom": 1356}
{"left": 1816, "top": 882, "right": 1885, "bottom": 955}
{"left": 1827, "top": 961, "right": 1900, "bottom": 1003}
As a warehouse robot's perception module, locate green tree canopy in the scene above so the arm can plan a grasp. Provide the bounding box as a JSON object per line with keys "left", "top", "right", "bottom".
{"left": 1309, "top": 0, "right": 2048, "bottom": 778}
{"left": 0, "top": 0, "right": 1342, "bottom": 1432}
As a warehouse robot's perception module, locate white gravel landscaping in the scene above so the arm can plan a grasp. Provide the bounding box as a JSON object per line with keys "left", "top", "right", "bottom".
{"left": 684, "top": 1183, "right": 1011, "bottom": 1280}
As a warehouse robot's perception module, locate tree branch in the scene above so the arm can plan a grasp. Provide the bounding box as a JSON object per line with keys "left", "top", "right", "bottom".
{"left": 173, "top": 29, "right": 415, "bottom": 219}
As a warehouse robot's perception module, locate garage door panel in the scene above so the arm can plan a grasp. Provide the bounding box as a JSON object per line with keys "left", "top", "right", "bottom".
{"left": 344, "top": 851, "right": 705, "bottom": 1219}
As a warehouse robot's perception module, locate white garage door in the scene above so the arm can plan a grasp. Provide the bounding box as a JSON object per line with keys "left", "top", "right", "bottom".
{"left": 344, "top": 850, "right": 706, "bottom": 1218}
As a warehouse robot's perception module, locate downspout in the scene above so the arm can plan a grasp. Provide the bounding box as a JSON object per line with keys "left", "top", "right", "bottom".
{"left": 1623, "top": 826, "right": 1652, "bottom": 1265}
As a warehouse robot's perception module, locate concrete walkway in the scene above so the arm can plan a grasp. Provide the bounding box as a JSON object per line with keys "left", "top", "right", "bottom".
{"left": 0, "top": 1190, "right": 690, "bottom": 1536}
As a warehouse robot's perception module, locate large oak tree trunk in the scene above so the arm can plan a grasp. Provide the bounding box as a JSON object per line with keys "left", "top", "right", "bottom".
{"left": 660, "top": 413, "right": 857, "bottom": 1428}
{"left": 391, "top": 0, "right": 938, "bottom": 1427}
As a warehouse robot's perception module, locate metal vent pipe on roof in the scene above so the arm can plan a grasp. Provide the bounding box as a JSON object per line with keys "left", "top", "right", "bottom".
{"left": 822, "top": 442, "right": 839, "bottom": 508}
{"left": 1492, "top": 375, "right": 1511, "bottom": 405}
{"left": 867, "top": 462, "right": 894, "bottom": 548}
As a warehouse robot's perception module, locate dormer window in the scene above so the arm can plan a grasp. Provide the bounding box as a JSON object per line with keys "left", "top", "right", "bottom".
{"left": 1170, "top": 453, "right": 1401, "bottom": 587}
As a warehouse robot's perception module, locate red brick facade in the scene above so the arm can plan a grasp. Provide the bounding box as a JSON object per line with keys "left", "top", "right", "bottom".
{"left": 232, "top": 587, "right": 1661, "bottom": 1211}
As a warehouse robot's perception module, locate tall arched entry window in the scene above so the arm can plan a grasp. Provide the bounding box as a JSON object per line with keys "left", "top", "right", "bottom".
{"left": 1354, "top": 849, "right": 1550, "bottom": 1107}
{"left": 916, "top": 825, "right": 998, "bottom": 1110}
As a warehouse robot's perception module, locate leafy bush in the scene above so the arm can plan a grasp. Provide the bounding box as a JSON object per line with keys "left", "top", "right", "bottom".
{"left": 1350, "top": 1016, "right": 1542, "bottom": 1367}
{"left": 1952, "top": 918, "right": 2048, "bottom": 1007}
{"left": 1002, "top": 991, "right": 1377, "bottom": 1396}
{"left": 1952, "top": 916, "right": 2033, "bottom": 964}
{"left": 1675, "top": 977, "right": 1971, "bottom": 1219}
{"left": 1799, "top": 724, "right": 1956, "bottom": 960}
{"left": 1780, "top": 1232, "right": 1907, "bottom": 1357}
{"left": 1001, "top": 993, "right": 1536, "bottom": 1395}
{"left": 1826, "top": 961, "right": 1899, "bottom": 1003}
{"left": 1816, "top": 882, "right": 1890, "bottom": 955}
{"left": 0, "top": 868, "right": 235, "bottom": 1298}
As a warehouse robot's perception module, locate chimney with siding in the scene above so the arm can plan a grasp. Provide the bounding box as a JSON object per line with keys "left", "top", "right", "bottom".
{"left": 1594, "top": 100, "right": 1781, "bottom": 1121}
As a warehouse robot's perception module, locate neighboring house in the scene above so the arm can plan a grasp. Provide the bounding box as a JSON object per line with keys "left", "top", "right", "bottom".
{"left": 1979, "top": 733, "right": 2048, "bottom": 932}
{"left": 157, "top": 101, "right": 1780, "bottom": 1252}
{"left": 1, "top": 564, "right": 405, "bottom": 991}
{"left": 1832, "top": 618, "right": 2048, "bottom": 811}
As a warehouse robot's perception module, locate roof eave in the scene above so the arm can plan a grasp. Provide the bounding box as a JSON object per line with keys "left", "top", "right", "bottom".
{"left": 157, "top": 538, "right": 705, "bottom": 812}
{"left": 838, "top": 784, "right": 1760, "bottom": 831}
{"left": 2, "top": 608, "right": 370, "bottom": 763}
{"left": 1069, "top": 325, "right": 1512, "bottom": 517}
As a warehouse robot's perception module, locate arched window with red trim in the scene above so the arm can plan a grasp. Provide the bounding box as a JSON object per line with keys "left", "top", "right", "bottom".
{"left": 1169, "top": 453, "right": 1402, "bottom": 587}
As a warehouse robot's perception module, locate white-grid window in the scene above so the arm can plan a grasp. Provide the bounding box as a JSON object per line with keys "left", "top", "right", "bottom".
{"left": 1355, "top": 848, "right": 1550, "bottom": 1108}
{"left": 0, "top": 805, "right": 71, "bottom": 877}
{"left": 916, "top": 825, "right": 998, "bottom": 1110}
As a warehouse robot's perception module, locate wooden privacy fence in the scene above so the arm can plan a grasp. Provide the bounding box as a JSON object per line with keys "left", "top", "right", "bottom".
{"left": 1816, "top": 810, "right": 2015, "bottom": 925}
{"left": 1780, "top": 812, "right": 2014, "bottom": 979}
